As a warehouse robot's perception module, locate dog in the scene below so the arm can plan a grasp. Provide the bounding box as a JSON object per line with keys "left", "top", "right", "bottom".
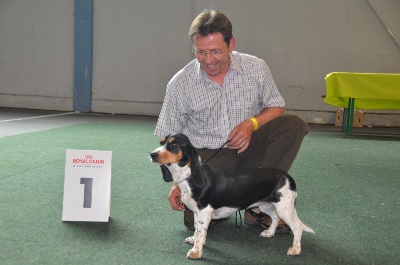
{"left": 150, "top": 133, "right": 314, "bottom": 259}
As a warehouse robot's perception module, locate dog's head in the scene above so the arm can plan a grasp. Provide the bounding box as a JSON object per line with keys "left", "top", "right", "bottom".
{"left": 150, "top": 133, "right": 193, "bottom": 166}
{"left": 150, "top": 133, "right": 204, "bottom": 186}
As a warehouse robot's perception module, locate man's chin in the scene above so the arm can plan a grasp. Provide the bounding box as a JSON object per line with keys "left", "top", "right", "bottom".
{"left": 204, "top": 70, "right": 221, "bottom": 77}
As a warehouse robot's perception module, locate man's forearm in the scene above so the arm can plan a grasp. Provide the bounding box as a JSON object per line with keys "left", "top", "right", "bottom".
{"left": 253, "top": 107, "right": 285, "bottom": 128}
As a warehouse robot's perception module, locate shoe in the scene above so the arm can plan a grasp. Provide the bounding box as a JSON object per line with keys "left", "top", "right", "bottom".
{"left": 275, "top": 222, "right": 291, "bottom": 234}
{"left": 184, "top": 208, "right": 224, "bottom": 230}
{"left": 244, "top": 209, "right": 272, "bottom": 229}
{"left": 244, "top": 209, "right": 291, "bottom": 234}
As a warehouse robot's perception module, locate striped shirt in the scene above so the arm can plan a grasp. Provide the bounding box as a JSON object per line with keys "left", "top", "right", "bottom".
{"left": 154, "top": 51, "right": 285, "bottom": 148}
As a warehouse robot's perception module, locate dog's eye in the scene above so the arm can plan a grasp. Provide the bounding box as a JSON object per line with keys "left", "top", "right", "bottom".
{"left": 168, "top": 142, "right": 180, "bottom": 150}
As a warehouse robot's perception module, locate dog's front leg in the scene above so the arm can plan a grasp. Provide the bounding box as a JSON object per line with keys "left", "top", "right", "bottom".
{"left": 186, "top": 206, "right": 212, "bottom": 259}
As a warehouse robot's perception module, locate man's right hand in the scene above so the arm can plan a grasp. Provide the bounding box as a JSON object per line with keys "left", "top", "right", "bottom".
{"left": 168, "top": 185, "right": 185, "bottom": 211}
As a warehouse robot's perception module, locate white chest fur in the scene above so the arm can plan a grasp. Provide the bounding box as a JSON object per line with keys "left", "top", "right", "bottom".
{"left": 166, "top": 164, "right": 198, "bottom": 210}
{"left": 167, "top": 164, "right": 191, "bottom": 183}
{"left": 177, "top": 181, "right": 198, "bottom": 211}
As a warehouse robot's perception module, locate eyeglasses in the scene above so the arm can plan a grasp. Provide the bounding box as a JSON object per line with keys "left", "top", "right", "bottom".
{"left": 193, "top": 49, "right": 226, "bottom": 58}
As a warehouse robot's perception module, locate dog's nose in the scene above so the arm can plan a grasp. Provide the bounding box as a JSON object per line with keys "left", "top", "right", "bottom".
{"left": 150, "top": 152, "right": 158, "bottom": 160}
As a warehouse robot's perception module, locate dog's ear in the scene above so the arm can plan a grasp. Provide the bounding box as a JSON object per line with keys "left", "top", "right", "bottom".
{"left": 187, "top": 141, "right": 205, "bottom": 188}
{"left": 178, "top": 138, "right": 191, "bottom": 167}
{"left": 160, "top": 135, "right": 170, "bottom": 145}
{"left": 160, "top": 165, "right": 173, "bottom": 182}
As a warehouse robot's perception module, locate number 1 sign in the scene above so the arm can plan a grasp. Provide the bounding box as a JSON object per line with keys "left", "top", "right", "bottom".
{"left": 62, "top": 149, "right": 112, "bottom": 222}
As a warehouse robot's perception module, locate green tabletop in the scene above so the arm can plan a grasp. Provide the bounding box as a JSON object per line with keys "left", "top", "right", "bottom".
{"left": 324, "top": 72, "right": 400, "bottom": 109}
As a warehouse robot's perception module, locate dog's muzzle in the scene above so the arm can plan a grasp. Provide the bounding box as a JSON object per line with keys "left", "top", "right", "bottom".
{"left": 150, "top": 152, "right": 173, "bottom": 182}
{"left": 150, "top": 152, "right": 159, "bottom": 163}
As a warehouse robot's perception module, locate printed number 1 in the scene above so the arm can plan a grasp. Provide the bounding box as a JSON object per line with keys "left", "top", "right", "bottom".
{"left": 80, "top": 178, "right": 93, "bottom": 208}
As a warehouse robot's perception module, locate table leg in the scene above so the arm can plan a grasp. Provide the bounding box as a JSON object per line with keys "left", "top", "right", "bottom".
{"left": 346, "top": 98, "right": 355, "bottom": 135}
{"left": 342, "top": 108, "right": 348, "bottom": 133}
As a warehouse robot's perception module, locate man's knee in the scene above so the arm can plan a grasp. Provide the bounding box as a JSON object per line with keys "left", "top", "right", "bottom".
{"left": 274, "top": 114, "right": 309, "bottom": 136}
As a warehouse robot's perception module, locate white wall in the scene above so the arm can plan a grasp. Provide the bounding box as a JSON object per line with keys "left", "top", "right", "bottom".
{"left": 0, "top": 0, "right": 74, "bottom": 110}
{"left": 1, "top": 0, "right": 399, "bottom": 125}
{"left": 91, "top": 0, "right": 195, "bottom": 115}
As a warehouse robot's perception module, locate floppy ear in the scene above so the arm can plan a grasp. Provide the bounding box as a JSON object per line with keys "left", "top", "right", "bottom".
{"left": 160, "top": 165, "right": 173, "bottom": 182}
{"left": 178, "top": 146, "right": 190, "bottom": 167}
{"left": 178, "top": 135, "right": 191, "bottom": 167}
{"left": 186, "top": 141, "right": 205, "bottom": 188}
{"left": 160, "top": 135, "right": 170, "bottom": 145}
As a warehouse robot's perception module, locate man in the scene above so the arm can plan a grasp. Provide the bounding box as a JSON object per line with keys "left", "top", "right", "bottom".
{"left": 155, "top": 10, "right": 309, "bottom": 232}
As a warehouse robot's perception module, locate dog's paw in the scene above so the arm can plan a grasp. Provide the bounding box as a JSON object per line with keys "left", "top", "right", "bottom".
{"left": 260, "top": 229, "right": 275, "bottom": 238}
{"left": 184, "top": 236, "right": 195, "bottom": 245}
{"left": 287, "top": 246, "right": 301, "bottom": 256}
{"left": 187, "top": 248, "right": 202, "bottom": 259}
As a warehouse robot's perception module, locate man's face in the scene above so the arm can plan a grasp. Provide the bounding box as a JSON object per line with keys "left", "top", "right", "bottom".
{"left": 193, "top": 33, "right": 235, "bottom": 78}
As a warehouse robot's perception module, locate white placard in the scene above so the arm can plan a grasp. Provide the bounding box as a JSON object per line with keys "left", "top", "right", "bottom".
{"left": 62, "top": 149, "right": 112, "bottom": 222}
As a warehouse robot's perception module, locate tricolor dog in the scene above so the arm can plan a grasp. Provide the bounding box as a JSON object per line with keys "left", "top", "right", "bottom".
{"left": 150, "top": 133, "right": 314, "bottom": 259}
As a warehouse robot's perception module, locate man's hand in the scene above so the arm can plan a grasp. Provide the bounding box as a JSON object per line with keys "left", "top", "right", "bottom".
{"left": 168, "top": 184, "right": 185, "bottom": 211}
{"left": 227, "top": 119, "right": 254, "bottom": 153}
{"left": 227, "top": 107, "right": 285, "bottom": 153}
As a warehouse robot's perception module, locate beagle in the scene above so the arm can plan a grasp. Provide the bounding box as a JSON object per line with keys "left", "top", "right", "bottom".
{"left": 150, "top": 133, "right": 314, "bottom": 259}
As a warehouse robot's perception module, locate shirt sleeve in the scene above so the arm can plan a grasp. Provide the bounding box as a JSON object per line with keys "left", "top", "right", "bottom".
{"left": 154, "top": 76, "right": 187, "bottom": 136}
{"left": 259, "top": 60, "right": 285, "bottom": 109}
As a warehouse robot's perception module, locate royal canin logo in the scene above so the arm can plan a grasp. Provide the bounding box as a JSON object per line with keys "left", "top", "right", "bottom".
{"left": 72, "top": 154, "right": 105, "bottom": 165}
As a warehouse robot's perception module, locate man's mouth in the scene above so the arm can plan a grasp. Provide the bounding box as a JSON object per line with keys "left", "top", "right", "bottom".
{"left": 206, "top": 63, "right": 219, "bottom": 69}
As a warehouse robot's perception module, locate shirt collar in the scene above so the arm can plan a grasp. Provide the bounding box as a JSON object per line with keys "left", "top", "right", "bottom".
{"left": 229, "top": 51, "right": 244, "bottom": 74}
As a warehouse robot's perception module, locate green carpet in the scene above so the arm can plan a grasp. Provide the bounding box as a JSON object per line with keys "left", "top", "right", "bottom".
{"left": 1, "top": 116, "right": 399, "bottom": 265}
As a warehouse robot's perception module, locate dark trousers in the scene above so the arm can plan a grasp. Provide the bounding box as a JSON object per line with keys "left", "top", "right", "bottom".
{"left": 197, "top": 114, "right": 309, "bottom": 173}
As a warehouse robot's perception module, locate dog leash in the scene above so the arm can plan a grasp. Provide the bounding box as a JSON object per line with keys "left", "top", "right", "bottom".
{"left": 203, "top": 140, "right": 243, "bottom": 228}
{"left": 203, "top": 140, "right": 231, "bottom": 164}
{"left": 235, "top": 211, "right": 242, "bottom": 228}
{"left": 203, "top": 139, "right": 239, "bottom": 169}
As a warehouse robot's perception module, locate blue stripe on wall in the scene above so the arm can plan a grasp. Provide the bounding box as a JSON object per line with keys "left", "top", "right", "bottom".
{"left": 74, "top": 0, "right": 93, "bottom": 112}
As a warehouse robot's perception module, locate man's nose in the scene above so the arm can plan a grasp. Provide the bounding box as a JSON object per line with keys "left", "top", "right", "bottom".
{"left": 204, "top": 53, "right": 214, "bottom": 63}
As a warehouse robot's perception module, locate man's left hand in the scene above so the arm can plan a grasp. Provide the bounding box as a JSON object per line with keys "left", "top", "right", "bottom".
{"left": 227, "top": 119, "right": 254, "bottom": 153}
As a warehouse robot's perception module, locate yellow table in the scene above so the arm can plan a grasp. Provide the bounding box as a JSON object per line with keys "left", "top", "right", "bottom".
{"left": 324, "top": 72, "right": 400, "bottom": 135}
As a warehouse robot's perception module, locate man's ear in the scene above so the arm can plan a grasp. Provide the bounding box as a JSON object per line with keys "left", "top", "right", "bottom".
{"left": 228, "top": 37, "right": 236, "bottom": 52}
{"left": 160, "top": 165, "right": 173, "bottom": 182}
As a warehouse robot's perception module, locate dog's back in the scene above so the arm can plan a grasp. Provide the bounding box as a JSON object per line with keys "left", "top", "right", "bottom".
{"left": 188, "top": 165, "right": 296, "bottom": 210}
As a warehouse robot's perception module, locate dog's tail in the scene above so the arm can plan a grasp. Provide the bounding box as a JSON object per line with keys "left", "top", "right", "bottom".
{"left": 294, "top": 209, "right": 315, "bottom": 234}
{"left": 302, "top": 223, "right": 315, "bottom": 234}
